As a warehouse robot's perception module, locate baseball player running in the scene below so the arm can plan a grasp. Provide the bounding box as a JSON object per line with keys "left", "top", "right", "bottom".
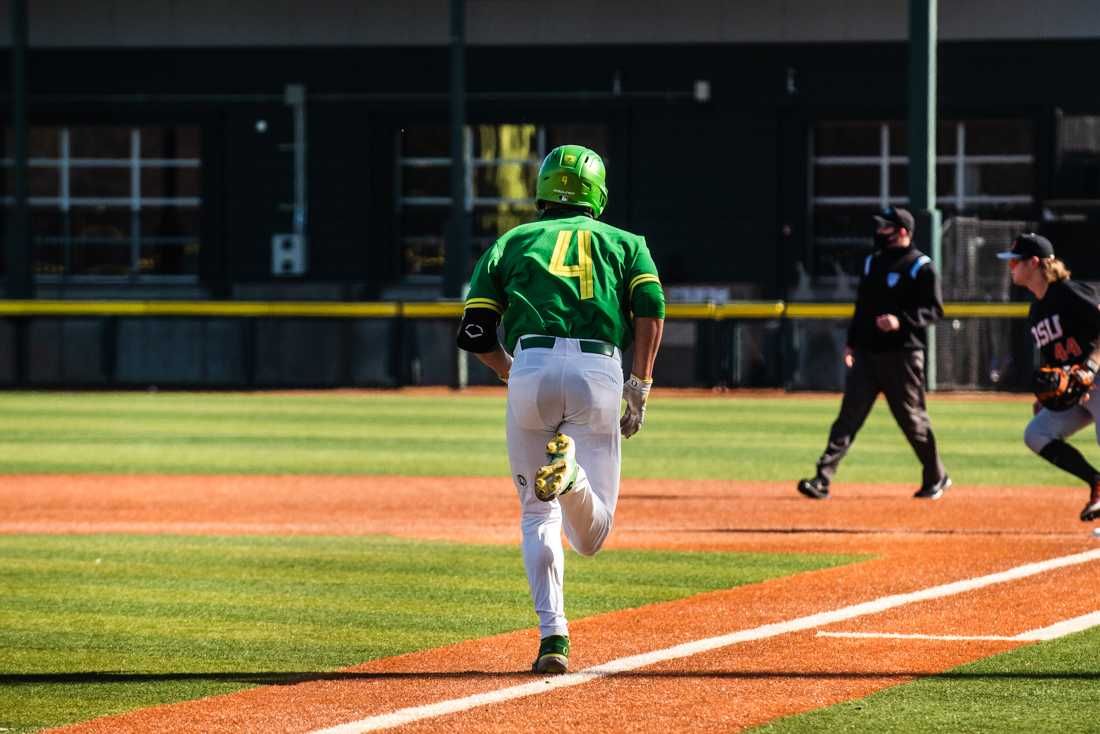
{"left": 1000, "top": 233, "right": 1100, "bottom": 522}
{"left": 456, "top": 144, "right": 665, "bottom": 674}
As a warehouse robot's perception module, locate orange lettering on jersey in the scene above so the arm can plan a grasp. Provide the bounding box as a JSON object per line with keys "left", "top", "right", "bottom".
{"left": 1054, "top": 342, "right": 1068, "bottom": 362}
{"left": 1067, "top": 337, "right": 1083, "bottom": 358}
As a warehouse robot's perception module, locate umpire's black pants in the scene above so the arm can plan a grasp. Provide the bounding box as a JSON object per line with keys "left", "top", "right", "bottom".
{"left": 815, "top": 348, "right": 945, "bottom": 487}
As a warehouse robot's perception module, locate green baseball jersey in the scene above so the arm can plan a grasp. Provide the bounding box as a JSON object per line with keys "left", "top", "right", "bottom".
{"left": 465, "top": 212, "right": 664, "bottom": 352}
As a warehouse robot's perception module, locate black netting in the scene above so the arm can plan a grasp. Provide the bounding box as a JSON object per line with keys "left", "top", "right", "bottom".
{"left": 932, "top": 318, "right": 1034, "bottom": 391}
{"left": 940, "top": 216, "right": 1033, "bottom": 301}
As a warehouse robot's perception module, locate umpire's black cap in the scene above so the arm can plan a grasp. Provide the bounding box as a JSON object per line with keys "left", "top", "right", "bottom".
{"left": 997, "top": 232, "right": 1054, "bottom": 260}
{"left": 873, "top": 207, "right": 915, "bottom": 234}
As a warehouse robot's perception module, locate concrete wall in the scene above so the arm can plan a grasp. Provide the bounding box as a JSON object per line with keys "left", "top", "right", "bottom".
{"left": 0, "top": 314, "right": 1036, "bottom": 390}
{"left": 2, "top": 0, "right": 1100, "bottom": 46}
{"left": 3, "top": 317, "right": 402, "bottom": 388}
{"left": 0, "top": 315, "right": 786, "bottom": 389}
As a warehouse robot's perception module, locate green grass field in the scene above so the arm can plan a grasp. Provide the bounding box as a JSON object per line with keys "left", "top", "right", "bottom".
{"left": 0, "top": 534, "right": 857, "bottom": 733}
{"left": 753, "top": 626, "right": 1100, "bottom": 733}
{"left": 0, "top": 390, "right": 1096, "bottom": 732}
{"left": 0, "top": 390, "right": 1081, "bottom": 486}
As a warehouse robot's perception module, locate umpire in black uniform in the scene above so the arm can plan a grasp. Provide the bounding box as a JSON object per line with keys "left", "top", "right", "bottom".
{"left": 798, "top": 207, "right": 951, "bottom": 500}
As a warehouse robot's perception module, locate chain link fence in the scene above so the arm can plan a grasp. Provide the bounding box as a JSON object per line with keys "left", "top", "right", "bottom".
{"left": 784, "top": 217, "right": 1037, "bottom": 392}
{"left": 935, "top": 217, "right": 1034, "bottom": 390}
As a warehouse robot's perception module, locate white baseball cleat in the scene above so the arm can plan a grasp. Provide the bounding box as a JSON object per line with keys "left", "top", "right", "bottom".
{"left": 534, "top": 433, "right": 578, "bottom": 502}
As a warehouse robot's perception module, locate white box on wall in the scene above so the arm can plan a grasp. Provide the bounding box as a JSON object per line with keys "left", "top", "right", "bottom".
{"left": 271, "top": 234, "right": 307, "bottom": 276}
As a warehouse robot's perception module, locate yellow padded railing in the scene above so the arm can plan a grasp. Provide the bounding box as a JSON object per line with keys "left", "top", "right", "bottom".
{"left": 0, "top": 300, "right": 1031, "bottom": 319}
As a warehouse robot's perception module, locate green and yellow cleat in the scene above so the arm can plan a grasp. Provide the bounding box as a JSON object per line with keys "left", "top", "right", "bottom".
{"left": 532, "top": 634, "right": 570, "bottom": 674}
{"left": 534, "top": 433, "right": 578, "bottom": 502}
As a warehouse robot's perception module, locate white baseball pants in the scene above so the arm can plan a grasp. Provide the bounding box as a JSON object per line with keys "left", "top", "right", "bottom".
{"left": 1024, "top": 385, "right": 1100, "bottom": 453}
{"left": 506, "top": 335, "right": 623, "bottom": 638}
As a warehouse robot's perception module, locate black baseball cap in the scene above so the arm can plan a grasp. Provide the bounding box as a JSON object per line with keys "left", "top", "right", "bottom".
{"left": 873, "top": 207, "right": 915, "bottom": 234}
{"left": 996, "top": 232, "right": 1054, "bottom": 260}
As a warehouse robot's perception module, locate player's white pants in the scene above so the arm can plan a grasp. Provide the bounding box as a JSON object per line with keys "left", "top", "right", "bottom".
{"left": 1025, "top": 385, "right": 1100, "bottom": 453}
{"left": 506, "top": 335, "right": 623, "bottom": 639}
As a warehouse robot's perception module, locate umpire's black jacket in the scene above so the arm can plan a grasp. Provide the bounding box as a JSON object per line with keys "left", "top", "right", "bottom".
{"left": 847, "top": 245, "right": 945, "bottom": 352}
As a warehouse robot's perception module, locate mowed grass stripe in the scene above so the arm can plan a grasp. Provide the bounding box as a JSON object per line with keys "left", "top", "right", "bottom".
{"left": 0, "top": 391, "right": 1079, "bottom": 485}
{"left": 0, "top": 534, "right": 859, "bottom": 733}
{"left": 753, "top": 626, "right": 1100, "bottom": 734}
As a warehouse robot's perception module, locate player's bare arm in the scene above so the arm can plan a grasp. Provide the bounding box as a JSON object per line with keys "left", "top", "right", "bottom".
{"left": 1067, "top": 341, "right": 1100, "bottom": 404}
{"left": 1086, "top": 345, "right": 1100, "bottom": 373}
{"left": 475, "top": 346, "right": 512, "bottom": 382}
{"left": 621, "top": 316, "right": 663, "bottom": 438}
{"left": 631, "top": 316, "right": 663, "bottom": 380}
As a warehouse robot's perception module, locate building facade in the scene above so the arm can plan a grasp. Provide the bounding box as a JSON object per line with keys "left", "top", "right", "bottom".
{"left": 1, "top": 1, "right": 1099, "bottom": 387}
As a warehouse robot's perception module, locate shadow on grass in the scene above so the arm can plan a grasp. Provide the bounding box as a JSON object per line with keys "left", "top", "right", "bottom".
{"left": 4, "top": 670, "right": 1098, "bottom": 686}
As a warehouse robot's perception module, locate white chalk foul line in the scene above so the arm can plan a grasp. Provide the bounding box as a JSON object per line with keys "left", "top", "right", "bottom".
{"left": 1016, "top": 609, "right": 1100, "bottom": 640}
{"left": 310, "top": 548, "right": 1100, "bottom": 734}
{"left": 818, "top": 609, "right": 1100, "bottom": 642}
{"left": 817, "top": 631, "right": 1019, "bottom": 641}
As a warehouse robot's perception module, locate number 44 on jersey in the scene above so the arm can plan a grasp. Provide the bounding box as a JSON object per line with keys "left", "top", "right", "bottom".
{"left": 1032, "top": 314, "right": 1083, "bottom": 361}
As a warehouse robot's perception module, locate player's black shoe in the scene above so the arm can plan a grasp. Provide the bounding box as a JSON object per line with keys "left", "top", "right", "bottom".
{"left": 797, "top": 476, "right": 829, "bottom": 500}
{"left": 914, "top": 475, "right": 951, "bottom": 500}
{"left": 1081, "top": 481, "right": 1100, "bottom": 522}
{"left": 532, "top": 634, "right": 570, "bottom": 674}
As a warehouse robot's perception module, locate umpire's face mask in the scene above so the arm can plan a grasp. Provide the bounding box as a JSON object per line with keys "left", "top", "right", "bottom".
{"left": 873, "top": 227, "right": 896, "bottom": 250}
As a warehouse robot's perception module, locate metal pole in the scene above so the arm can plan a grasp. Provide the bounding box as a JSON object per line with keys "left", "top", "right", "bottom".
{"left": 445, "top": 0, "right": 470, "bottom": 389}
{"left": 908, "top": 0, "right": 940, "bottom": 389}
{"left": 443, "top": 0, "right": 469, "bottom": 300}
{"left": 7, "top": 0, "right": 32, "bottom": 298}
{"left": 279, "top": 83, "right": 308, "bottom": 276}
{"left": 285, "top": 84, "right": 308, "bottom": 246}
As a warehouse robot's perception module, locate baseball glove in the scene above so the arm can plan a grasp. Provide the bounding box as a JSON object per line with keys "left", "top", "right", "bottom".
{"left": 1032, "top": 365, "right": 1094, "bottom": 411}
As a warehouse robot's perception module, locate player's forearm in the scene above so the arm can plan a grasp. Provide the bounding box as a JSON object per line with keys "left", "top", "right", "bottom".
{"left": 475, "top": 347, "right": 512, "bottom": 381}
{"left": 631, "top": 317, "right": 664, "bottom": 381}
{"left": 1086, "top": 344, "right": 1100, "bottom": 371}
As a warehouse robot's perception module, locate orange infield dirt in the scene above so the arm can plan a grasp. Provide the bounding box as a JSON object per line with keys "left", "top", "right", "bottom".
{"left": 3, "top": 474, "right": 1096, "bottom": 733}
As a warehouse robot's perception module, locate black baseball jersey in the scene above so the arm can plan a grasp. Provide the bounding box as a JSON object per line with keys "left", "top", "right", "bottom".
{"left": 1029, "top": 278, "right": 1100, "bottom": 367}
{"left": 847, "top": 246, "right": 944, "bottom": 352}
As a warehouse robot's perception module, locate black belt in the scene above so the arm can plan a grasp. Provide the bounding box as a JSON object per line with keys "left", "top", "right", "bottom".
{"left": 520, "top": 336, "right": 616, "bottom": 358}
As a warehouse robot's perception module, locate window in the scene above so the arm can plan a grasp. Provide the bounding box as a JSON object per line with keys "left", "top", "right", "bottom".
{"left": 2, "top": 125, "right": 202, "bottom": 281}
{"left": 810, "top": 119, "right": 1034, "bottom": 276}
{"left": 1052, "top": 115, "right": 1100, "bottom": 202}
{"left": 1042, "top": 115, "right": 1100, "bottom": 280}
{"left": 397, "top": 123, "right": 608, "bottom": 280}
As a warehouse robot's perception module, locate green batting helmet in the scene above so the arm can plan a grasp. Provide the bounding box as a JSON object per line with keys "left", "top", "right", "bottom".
{"left": 535, "top": 145, "right": 608, "bottom": 218}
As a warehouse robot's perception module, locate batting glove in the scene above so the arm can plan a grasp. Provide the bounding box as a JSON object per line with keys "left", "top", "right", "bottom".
{"left": 1069, "top": 364, "right": 1095, "bottom": 389}
{"left": 1069, "top": 362, "right": 1097, "bottom": 403}
{"left": 620, "top": 374, "right": 652, "bottom": 439}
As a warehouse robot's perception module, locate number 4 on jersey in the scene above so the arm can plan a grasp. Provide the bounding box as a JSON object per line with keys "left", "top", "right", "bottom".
{"left": 549, "top": 230, "right": 595, "bottom": 300}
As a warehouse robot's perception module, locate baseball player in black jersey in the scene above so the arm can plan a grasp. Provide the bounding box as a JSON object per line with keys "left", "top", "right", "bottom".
{"left": 999, "top": 233, "right": 1100, "bottom": 522}
{"left": 798, "top": 207, "right": 951, "bottom": 500}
